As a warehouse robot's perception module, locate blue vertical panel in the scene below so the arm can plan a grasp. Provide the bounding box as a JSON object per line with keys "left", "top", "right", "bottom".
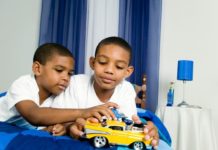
{"left": 119, "top": 0, "right": 162, "bottom": 112}
{"left": 39, "top": 0, "right": 87, "bottom": 74}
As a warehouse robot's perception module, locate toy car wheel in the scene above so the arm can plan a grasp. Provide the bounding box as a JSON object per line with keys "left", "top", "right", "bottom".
{"left": 132, "top": 141, "right": 145, "bottom": 150}
{"left": 93, "top": 136, "right": 107, "bottom": 148}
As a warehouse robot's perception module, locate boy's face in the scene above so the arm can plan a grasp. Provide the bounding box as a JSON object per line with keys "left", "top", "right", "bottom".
{"left": 90, "top": 44, "right": 133, "bottom": 91}
{"left": 33, "top": 54, "right": 74, "bottom": 97}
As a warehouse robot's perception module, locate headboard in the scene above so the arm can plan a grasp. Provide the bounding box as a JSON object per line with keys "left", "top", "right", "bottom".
{"left": 134, "top": 74, "right": 147, "bottom": 109}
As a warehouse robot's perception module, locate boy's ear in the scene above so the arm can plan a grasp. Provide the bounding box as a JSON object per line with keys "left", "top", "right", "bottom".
{"left": 125, "top": 65, "right": 134, "bottom": 78}
{"left": 32, "top": 61, "right": 42, "bottom": 76}
{"left": 89, "top": 57, "right": 95, "bottom": 70}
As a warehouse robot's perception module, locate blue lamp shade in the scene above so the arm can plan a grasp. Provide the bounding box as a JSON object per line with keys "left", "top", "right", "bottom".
{"left": 177, "top": 60, "right": 193, "bottom": 81}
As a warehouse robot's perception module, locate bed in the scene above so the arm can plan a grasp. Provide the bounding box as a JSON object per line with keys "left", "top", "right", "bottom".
{"left": 0, "top": 77, "right": 171, "bottom": 150}
{"left": 0, "top": 108, "right": 171, "bottom": 150}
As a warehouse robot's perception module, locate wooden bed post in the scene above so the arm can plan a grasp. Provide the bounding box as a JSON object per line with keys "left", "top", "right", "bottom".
{"left": 141, "top": 74, "right": 146, "bottom": 109}
{"left": 134, "top": 74, "right": 147, "bottom": 109}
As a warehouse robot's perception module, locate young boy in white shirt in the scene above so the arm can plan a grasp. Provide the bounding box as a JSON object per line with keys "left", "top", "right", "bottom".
{"left": 0, "top": 43, "right": 117, "bottom": 135}
{"left": 52, "top": 37, "right": 159, "bottom": 148}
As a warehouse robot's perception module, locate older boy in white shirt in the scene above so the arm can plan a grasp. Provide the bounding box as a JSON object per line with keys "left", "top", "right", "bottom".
{"left": 52, "top": 37, "right": 159, "bottom": 149}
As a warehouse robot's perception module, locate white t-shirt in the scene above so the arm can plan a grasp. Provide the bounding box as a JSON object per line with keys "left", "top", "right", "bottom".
{"left": 52, "top": 74, "right": 137, "bottom": 119}
{"left": 0, "top": 74, "right": 54, "bottom": 129}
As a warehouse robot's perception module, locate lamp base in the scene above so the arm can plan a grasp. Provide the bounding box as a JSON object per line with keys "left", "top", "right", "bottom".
{"left": 177, "top": 101, "right": 190, "bottom": 107}
{"left": 189, "top": 105, "right": 202, "bottom": 109}
{"left": 177, "top": 101, "right": 202, "bottom": 109}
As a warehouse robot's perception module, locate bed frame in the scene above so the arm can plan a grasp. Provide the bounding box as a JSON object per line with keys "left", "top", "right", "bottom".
{"left": 134, "top": 74, "right": 147, "bottom": 109}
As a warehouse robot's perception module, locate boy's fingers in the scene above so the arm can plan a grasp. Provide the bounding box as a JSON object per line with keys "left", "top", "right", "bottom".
{"left": 92, "top": 112, "right": 103, "bottom": 121}
{"left": 145, "top": 121, "right": 154, "bottom": 130}
{"left": 147, "top": 121, "right": 159, "bottom": 139}
{"left": 104, "top": 102, "right": 119, "bottom": 108}
{"left": 69, "top": 124, "right": 84, "bottom": 138}
{"left": 147, "top": 128, "right": 157, "bottom": 139}
{"left": 90, "top": 108, "right": 115, "bottom": 121}
{"left": 53, "top": 124, "right": 61, "bottom": 130}
{"left": 87, "top": 117, "right": 99, "bottom": 123}
{"left": 53, "top": 129, "right": 66, "bottom": 136}
{"left": 152, "top": 139, "right": 158, "bottom": 149}
{"left": 87, "top": 103, "right": 119, "bottom": 120}
{"left": 144, "top": 121, "right": 159, "bottom": 147}
{"left": 76, "top": 118, "right": 86, "bottom": 126}
{"left": 132, "top": 115, "right": 141, "bottom": 124}
{"left": 98, "top": 108, "right": 115, "bottom": 120}
{"left": 52, "top": 124, "right": 66, "bottom": 136}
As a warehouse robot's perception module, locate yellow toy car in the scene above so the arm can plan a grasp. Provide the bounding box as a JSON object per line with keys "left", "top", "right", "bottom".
{"left": 84, "top": 119, "right": 152, "bottom": 150}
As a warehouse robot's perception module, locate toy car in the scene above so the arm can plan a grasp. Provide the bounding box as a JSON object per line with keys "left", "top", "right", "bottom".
{"left": 84, "top": 116, "right": 152, "bottom": 150}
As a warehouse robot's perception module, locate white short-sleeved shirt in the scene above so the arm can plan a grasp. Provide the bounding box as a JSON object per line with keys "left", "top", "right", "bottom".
{"left": 0, "top": 74, "right": 54, "bottom": 129}
{"left": 52, "top": 74, "right": 137, "bottom": 119}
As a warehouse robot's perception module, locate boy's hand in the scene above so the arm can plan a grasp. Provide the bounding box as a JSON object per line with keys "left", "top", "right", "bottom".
{"left": 82, "top": 102, "right": 119, "bottom": 121}
{"left": 51, "top": 124, "right": 66, "bottom": 136}
{"left": 132, "top": 115, "right": 159, "bottom": 149}
{"left": 68, "top": 118, "right": 85, "bottom": 139}
{"left": 68, "top": 118, "right": 98, "bottom": 139}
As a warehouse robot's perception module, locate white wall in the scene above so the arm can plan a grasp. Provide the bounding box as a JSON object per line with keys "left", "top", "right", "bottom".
{"left": 0, "top": 0, "right": 41, "bottom": 91}
{"left": 159, "top": 0, "right": 218, "bottom": 145}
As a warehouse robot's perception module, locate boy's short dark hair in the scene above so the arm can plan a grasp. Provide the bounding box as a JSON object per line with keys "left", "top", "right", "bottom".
{"left": 33, "top": 43, "right": 74, "bottom": 65}
{"left": 95, "top": 36, "right": 132, "bottom": 64}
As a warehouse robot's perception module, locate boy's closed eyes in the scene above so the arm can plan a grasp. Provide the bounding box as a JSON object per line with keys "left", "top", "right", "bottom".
{"left": 95, "top": 56, "right": 128, "bottom": 70}
{"left": 53, "top": 66, "right": 74, "bottom": 76}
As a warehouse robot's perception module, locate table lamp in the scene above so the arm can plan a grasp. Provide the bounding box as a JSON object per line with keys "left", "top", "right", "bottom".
{"left": 177, "top": 60, "right": 193, "bottom": 107}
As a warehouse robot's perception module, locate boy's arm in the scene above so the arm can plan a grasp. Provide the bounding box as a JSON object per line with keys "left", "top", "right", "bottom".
{"left": 15, "top": 100, "right": 118, "bottom": 126}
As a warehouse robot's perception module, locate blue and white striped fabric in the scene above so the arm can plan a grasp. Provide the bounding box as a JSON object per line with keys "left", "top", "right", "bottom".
{"left": 5, "top": 116, "right": 36, "bottom": 130}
